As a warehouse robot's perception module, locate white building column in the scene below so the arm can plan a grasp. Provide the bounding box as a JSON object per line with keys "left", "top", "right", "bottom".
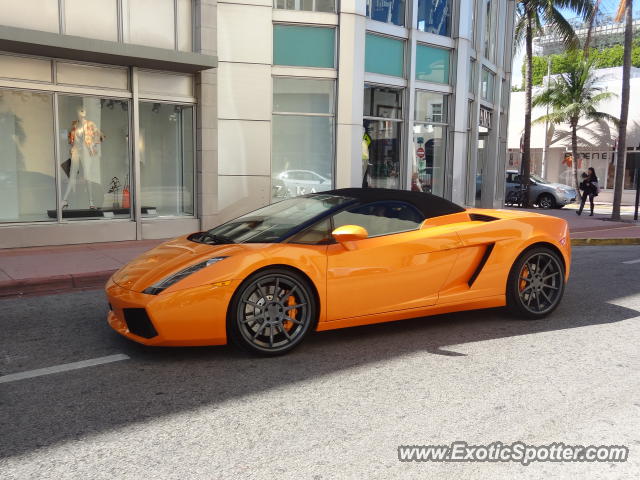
{"left": 451, "top": 0, "right": 474, "bottom": 205}
{"left": 335, "top": 1, "right": 366, "bottom": 188}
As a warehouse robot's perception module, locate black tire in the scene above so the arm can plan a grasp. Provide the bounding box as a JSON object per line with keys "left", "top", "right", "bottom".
{"left": 506, "top": 246, "right": 565, "bottom": 319}
{"left": 537, "top": 193, "right": 556, "bottom": 209}
{"left": 227, "top": 268, "right": 317, "bottom": 356}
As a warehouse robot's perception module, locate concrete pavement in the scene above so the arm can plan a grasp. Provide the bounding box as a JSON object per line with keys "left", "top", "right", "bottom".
{"left": 1, "top": 246, "right": 639, "bottom": 479}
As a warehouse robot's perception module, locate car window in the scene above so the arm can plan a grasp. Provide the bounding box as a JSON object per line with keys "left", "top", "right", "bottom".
{"left": 287, "top": 218, "right": 332, "bottom": 245}
{"left": 332, "top": 201, "right": 424, "bottom": 238}
{"left": 202, "top": 195, "right": 351, "bottom": 244}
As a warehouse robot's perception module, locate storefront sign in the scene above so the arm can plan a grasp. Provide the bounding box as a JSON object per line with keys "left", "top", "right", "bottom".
{"left": 479, "top": 107, "right": 492, "bottom": 129}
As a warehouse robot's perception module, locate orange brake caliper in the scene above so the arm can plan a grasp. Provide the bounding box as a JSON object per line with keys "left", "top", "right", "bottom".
{"left": 284, "top": 295, "right": 297, "bottom": 331}
{"left": 520, "top": 266, "right": 529, "bottom": 292}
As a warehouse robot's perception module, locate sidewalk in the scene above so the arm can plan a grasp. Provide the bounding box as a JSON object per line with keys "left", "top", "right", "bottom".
{"left": 1, "top": 206, "right": 639, "bottom": 298}
{"left": 509, "top": 205, "right": 640, "bottom": 242}
{"left": 0, "top": 239, "right": 166, "bottom": 297}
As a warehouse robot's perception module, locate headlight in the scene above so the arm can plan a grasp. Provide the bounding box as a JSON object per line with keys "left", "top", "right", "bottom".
{"left": 143, "top": 257, "right": 227, "bottom": 295}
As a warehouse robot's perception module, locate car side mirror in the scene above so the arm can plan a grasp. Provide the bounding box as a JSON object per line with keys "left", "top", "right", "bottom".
{"left": 332, "top": 225, "right": 368, "bottom": 250}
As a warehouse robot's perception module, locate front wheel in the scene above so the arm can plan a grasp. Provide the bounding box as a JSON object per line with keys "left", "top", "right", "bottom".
{"left": 506, "top": 247, "right": 565, "bottom": 319}
{"left": 537, "top": 193, "right": 556, "bottom": 209}
{"left": 227, "top": 268, "right": 317, "bottom": 356}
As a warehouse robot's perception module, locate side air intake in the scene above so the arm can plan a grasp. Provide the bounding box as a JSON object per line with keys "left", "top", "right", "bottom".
{"left": 468, "top": 244, "right": 495, "bottom": 287}
{"left": 469, "top": 213, "right": 499, "bottom": 222}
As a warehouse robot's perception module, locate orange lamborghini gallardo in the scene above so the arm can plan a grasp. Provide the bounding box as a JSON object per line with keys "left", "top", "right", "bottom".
{"left": 106, "top": 188, "right": 570, "bottom": 355}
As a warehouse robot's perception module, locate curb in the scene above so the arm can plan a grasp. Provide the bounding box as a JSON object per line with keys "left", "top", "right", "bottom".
{"left": 571, "top": 238, "right": 640, "bottom": 246}
{"left": 0, "top": 270, "right": 116, "bottom": 298}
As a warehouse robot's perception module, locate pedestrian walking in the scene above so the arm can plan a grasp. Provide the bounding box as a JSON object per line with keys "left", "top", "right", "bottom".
{"left": 577, "top": 167, "right": 599, "bottom": 216}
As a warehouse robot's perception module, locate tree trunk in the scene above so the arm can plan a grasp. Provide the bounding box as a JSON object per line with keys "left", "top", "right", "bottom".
{"left": 571, "top": 120, "right": 581, "bottom": 199}
{"left": 612, "top": 0, "right": 632, "bottom": 220}
{"left": 521, "top": 7, "right": 534, "bottom": 207}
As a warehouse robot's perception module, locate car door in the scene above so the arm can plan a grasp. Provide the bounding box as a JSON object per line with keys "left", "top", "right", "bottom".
{"left": 325, "top": 201, "right": 462, "bottom": 321}
{"left": 505, "top": 172, "right": 517, "bottom": 197}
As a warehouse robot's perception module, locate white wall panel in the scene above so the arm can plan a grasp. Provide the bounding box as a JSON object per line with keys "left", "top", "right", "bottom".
{"left": 218, "top": 120, "right": 270, "bottom": 176}
{"left": 217, "top": 3, "right": 271, "bottom": 64}
{"left": 218, "top": 62, "right": 271, "bottom": 120}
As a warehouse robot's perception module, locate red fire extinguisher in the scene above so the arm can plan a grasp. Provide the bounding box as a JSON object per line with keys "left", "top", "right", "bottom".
{"left": 122, "top": 174, "right": 130, "bottom": 209}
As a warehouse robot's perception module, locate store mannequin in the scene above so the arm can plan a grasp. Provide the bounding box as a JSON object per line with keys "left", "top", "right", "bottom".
{"left": 62, "top": 106, "right": 105, "bottom": 209}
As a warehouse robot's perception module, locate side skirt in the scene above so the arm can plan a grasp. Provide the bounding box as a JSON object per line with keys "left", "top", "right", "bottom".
{"left": 316, "top": 295, "right": 506, "bottom": 332}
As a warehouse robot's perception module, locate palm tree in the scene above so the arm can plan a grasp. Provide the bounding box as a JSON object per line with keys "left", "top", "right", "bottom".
{"left": 533, "top": 55, "right": 619, "bottom": 194}
{"left": 514, "top": 0, "right": 593, "bottom": 206}
{"left": 611, "top": 0, "right": 633, "bottom": 220}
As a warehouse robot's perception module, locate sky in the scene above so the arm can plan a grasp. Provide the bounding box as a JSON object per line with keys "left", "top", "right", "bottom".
{"left": 510, "top": 3, "right": 638, "bottom": 87}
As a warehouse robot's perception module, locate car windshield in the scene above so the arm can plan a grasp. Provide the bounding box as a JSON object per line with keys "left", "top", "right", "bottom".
{"left": 530, "top": 174, "right": 549, "bottom": 184}
{"left": 196, "top": 194, "right": 352, "bottom": 244}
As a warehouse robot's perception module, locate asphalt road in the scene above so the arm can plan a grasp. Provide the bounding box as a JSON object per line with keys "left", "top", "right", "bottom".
{"left": 1, "top": 246, "right": 640, "bottom": 479}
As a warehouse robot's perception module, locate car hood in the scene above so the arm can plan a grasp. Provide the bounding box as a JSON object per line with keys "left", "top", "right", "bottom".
{"left": 546, "top": 183, "right": 575, "bottom": 191}
{"left": 111, "top": 235, "right": 248, "bottom": 292}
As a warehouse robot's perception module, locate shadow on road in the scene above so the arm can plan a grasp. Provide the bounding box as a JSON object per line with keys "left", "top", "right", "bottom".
{"left": 1, "top": 246, "right": 638, "bottom": 458}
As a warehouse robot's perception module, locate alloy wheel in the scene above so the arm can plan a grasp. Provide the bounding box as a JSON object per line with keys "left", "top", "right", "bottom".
{"left": 236, "top": 273, "right": 312, "bottom": 352}
{"left": 517, "top": 252, "right": 563, "bottom": 314}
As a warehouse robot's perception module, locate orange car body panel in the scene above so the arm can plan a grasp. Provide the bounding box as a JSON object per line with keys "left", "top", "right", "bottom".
{"left": 105, "top": 208, "right": 570, "bottom": 346}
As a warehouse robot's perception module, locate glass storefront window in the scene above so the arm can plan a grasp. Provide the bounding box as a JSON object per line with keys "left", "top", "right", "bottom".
{"left": 364, "top": 85, "right": 402, "bottom": 119}
{"left": 274, "top": 78, "right": 334, "bottom": 114}
{"left": 273, "top": 25, "right": 336, "bottom": 68}
{"left": 64, "top": 0, "right": 118, "bottom": 42}
{"left": 272, "top": 78, "right": 335, "bottom": 201}
{"left": 57, "top": 96, "right": 131, "bottom": 219}
{"left": 415, "top": 45, "right": 450, "bottom": 84}
{"left": 139, "top": 103, "right": 194, "bottom": 217}
{"left": 417, "top": 0, "right": 451, "bottom": 37}
{"left": 483, "top": 0, "right": 496, "bottom": 61}
{"left": 469, "top": 59, "right": 476, "bottom": 93}
{"left": 363, "top": 85, "right": 403, "bottom": 190}
{"left": 365, "top": 34, "right": 405, "bottom": 77}
{"left": 481, "top": 68, "right": 495, "bottom": 102}
{"left": 412, "top": 92, "right": 447, "bottom": 196}
{"left": 366, "top": 0, "right": 405, "bottom": 26}
{"left": 273, "top": 0, "right": 335, "bottom": 12}
{"left": 0, "top": 90, "right": 56, "bottom": 222}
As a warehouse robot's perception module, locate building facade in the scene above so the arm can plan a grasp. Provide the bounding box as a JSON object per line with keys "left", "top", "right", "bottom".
{"left": 0, "top": 0, "right": 515, "bottom": 248}
{"left": 214, "top": 0, "right": 516, "bottom": 227}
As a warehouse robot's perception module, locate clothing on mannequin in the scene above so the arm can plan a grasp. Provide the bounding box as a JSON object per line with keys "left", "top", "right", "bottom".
{"left": 62, "top": 107, "right": 105, "bottom": 209}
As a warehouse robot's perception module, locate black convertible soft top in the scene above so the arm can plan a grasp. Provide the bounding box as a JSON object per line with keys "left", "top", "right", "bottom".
{"left": 319, "top": 188, "right": 466, "bottom": 219}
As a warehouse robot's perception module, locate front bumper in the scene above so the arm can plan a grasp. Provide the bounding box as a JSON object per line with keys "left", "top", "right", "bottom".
{"left": 556, "top": 191, "right": 577, "bottom": 205}
{"left": 106, "top": 278, "right": 236, "bottom": 346}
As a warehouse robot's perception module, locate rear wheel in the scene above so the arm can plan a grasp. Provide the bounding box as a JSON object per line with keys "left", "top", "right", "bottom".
{"left": 537, "top": 193, "right": 556, "bottom": 209}
{"left": 506, "top": 247, "right": 565, "bottom": 319}
{"left": 227, "top": 268, "right": 317, "bottom": 356}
